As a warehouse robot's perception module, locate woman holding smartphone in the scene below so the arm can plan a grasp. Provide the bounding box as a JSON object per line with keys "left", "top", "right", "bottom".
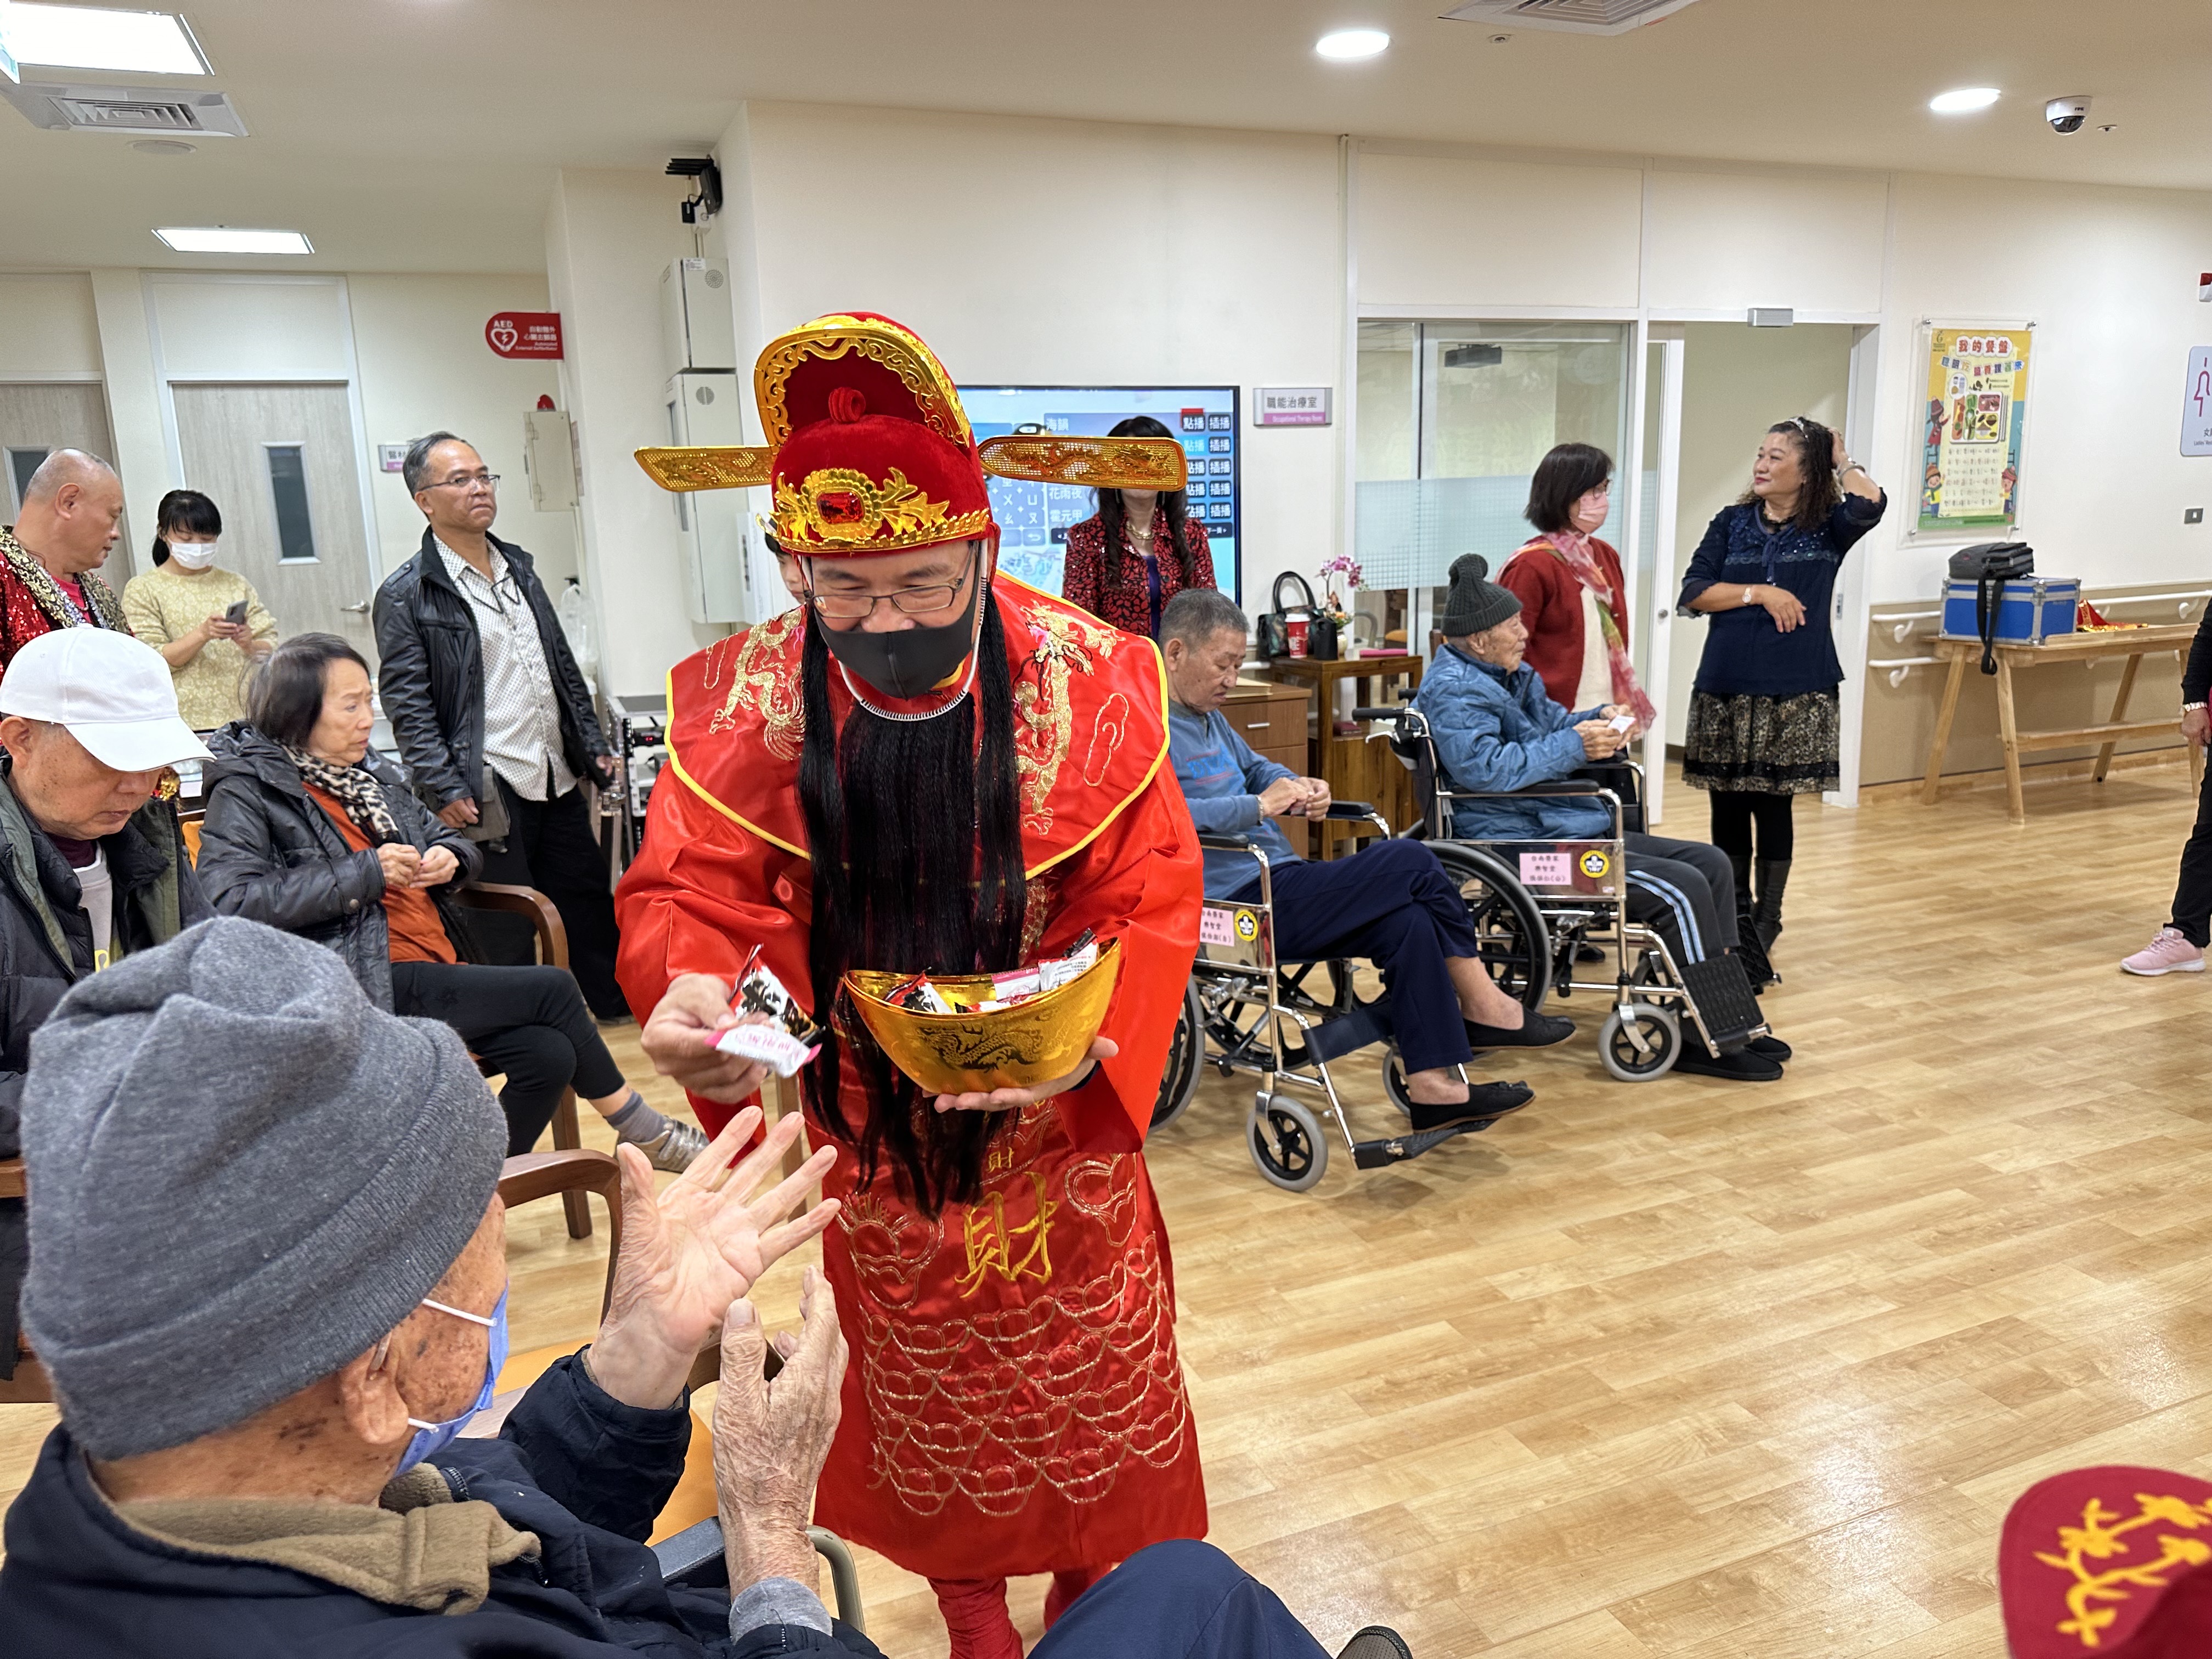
{"left": 121, "top": 489, "right": 279, "bottom": 732}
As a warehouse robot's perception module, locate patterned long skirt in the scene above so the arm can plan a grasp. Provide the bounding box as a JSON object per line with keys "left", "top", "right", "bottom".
{"left": 1680, "top": 688, "right": 1839, "bottom": 794}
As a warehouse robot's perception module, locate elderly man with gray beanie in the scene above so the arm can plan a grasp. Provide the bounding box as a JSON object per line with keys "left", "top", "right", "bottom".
{"left": 0, "top": 913, "right": 877, "bottom": 1656}
{"left": 1410, "top": 554, "right": 1792, "bottom": 1084}
{"left": 0, "top": 917, "right": 1372, "bottom": 1659}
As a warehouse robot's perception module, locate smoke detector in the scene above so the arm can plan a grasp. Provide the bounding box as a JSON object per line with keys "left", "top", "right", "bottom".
{"left": 0, "top": 80, "right": 248, "bottom": 136}
{"left": 1440, "top": 0, "right": 1703, "bottom": 35}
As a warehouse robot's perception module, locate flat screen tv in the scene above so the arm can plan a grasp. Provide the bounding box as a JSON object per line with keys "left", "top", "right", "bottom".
{"left": 960, "top": 385, "right": 1240, "bottom": 603}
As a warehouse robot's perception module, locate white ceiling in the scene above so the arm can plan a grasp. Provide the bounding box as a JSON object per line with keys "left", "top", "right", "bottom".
{"left": 2, "top": 0, "right": 2207, "bottom": 276}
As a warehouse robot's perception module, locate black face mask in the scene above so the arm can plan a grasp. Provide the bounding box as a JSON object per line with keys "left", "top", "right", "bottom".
{"left": 814, "top": 555, "right": 984, "bottom": 703}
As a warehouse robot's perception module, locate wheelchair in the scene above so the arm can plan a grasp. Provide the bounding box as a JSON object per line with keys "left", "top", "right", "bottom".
{"left": 1152, "top": 802, "right": 1531, "bottom": 1193}
{"left": 1353, "top": 703, "right": 1768, "bottom": 1085}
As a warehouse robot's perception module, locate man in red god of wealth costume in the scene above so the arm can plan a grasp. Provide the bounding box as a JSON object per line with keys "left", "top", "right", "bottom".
{"left": 616, "top": 313, "right": 1207, "bottom": 1659}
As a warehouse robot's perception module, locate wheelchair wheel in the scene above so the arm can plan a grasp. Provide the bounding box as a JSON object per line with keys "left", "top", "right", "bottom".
{"left": 1151, "top": 983, "right": 1204, "bottom": 1131}
{"left": 1598, "top": 1003, "right": 1681, "bottom": 1082}
{"left": 1248, "top": 1093, "right": 1328, "bottom": 1191}
{"left": 1427, "top": 843, "right": 1551, "bottom": 1011}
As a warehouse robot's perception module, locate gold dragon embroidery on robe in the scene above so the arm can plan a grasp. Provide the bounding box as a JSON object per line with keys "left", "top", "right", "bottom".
{"left": 1014, "top": 607, "right": 1125, "bottom": 836}
{"left": 707, "top": 608, "right": 806, "bottom": 758}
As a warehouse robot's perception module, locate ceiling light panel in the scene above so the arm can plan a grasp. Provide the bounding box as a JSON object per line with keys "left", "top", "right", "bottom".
{"left": 154, "top": 226, "right": 311, "bottom": 255}
{"left": 4, "top": 5, "right": 210, "bottom": 75}
{"left": 1929, "top": 87, "right": 2001, "bottom": 114}
{"left": 1316, "top": 28, "right": 1390, "bottom": 59}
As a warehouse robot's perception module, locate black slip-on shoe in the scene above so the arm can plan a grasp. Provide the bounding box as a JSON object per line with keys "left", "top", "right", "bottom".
{"left": 1464, "top": 1009, "right": 1575, "bottom": 1049}
{"left": 1747, "top": 1033, "right": 1792, "bottom": 1062}
{"left": 1407, "top": 1080, "right": 1534, "bottom": 1134}
{"left": 1338, "top": 1630, "right": 1414, "bottom": 1659}
{"left": 1672, "top": 1047, "right": 1785, "bottom": 1083}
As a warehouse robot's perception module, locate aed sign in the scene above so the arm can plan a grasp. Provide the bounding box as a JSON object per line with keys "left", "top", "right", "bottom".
{"left": 1255, "top": 386, "right": 1331, "bottom": 427}
{"left": 486, "top": 311, "right": 563, "bottom": 360}
{"left": 2184, "top": 347, "right": 2212, "bottom": 457}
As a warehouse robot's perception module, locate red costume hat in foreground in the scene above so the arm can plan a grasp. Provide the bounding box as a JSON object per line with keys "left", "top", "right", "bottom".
{"left": 2000, "top": 1466, "right": 2212, "bottom": 1656}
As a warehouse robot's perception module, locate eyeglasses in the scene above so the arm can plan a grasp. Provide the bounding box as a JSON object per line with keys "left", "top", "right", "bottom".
{"left": 807, "top": 567, "right": 970, "bottom": 620}
{"left": 425, "top": 472, "right": 500, "bottom": 492}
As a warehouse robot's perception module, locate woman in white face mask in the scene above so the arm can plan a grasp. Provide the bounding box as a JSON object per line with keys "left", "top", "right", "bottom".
{"left": 121, "top": 489, "right": 278, "bottom": 732}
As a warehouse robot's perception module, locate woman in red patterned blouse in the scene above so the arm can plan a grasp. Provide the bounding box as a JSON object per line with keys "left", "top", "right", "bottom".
{"left": 1059, "top": 415, "right": 1215, "bottom": 637}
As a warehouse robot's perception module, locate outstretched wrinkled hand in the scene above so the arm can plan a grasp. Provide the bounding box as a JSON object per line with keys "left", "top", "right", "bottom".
{"left": 715, "top": 1267, "right": 848, "bottom": 1596}
{"left": 585, "top": 1106, "right": 839, "bottom": 1409}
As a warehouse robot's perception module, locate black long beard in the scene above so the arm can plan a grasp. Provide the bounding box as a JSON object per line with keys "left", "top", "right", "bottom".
{"left": 797, "top": 597, "right": 1028, "bottom": 1215}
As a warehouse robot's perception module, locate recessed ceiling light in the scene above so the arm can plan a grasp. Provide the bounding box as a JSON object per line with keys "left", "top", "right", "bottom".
{"left": 1929, "top": 87, "right": 2001, "bottom": 114}
{"left": 131, "top": 138, "right": 196, "bottom": 155}
{"left": 1316, "top": 27, "right": 1389, "bottom": 60}
{"left": 4, "top": 5, "right": 210, "bottom": 75}
{"left": 154, "top": 227, "right": 312, "bottom": 255}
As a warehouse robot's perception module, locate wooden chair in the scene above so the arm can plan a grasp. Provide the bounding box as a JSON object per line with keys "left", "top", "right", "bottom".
{"left": 0, "top": 1153, "right": 49, "bottom": 1404}
{"left": 458, "top": 882, "right": 593, "bottom": 1241}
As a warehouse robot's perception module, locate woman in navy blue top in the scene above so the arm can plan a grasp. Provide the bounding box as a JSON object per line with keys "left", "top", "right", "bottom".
{"left": 1679, "top": 416, "right": 1886, "bottom": 972}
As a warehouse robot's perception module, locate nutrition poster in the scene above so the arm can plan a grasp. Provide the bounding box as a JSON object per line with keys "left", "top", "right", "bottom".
{"left": 1917, "top": 325, "right": 2033, "bottom": 535}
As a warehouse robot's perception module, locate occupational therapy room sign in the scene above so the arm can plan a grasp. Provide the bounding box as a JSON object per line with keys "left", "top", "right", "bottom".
{"left": 2184, "top": 348, "right": 2212, "bottom": 456}
{"left": 1917, "top": 325, "right": 2032, "bottom": 535}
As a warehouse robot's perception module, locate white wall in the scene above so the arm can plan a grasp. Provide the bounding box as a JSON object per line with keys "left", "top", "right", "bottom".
{"left": 721, "top": 101, "right": 1347, "bottom": 611}
{"left": 544, "top": 167, "right": 713, "bottom": 700}
{"left": 347, "top": 273, "right": 574, "bottom": 584}
{"left": 0, "top": 273, "right": 103, "bottom": 376}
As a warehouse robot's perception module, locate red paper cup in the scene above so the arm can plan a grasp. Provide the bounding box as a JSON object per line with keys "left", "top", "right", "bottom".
{"left": 1287, "top": 619, "right": 1310, "bottom": 657}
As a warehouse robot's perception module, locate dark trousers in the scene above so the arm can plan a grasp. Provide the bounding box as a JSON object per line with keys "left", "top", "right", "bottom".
{"left": 1033, "top": 1541, "right": 1330, "bottom": 1659}
{"left": 391, "top": 961, "right": 627, "bottom": 1155}
{"left": 2168, "top": 760, "right": 2212, "bottom": 946}
{"left": 479, "top": 776, "right": 629, "bottom": 1019}
{"left": 1624, "top": 831, "right": 1738, "bottom": 964}
{"left": 1232, "top": 839, "right": 1479, "bottom": 1074}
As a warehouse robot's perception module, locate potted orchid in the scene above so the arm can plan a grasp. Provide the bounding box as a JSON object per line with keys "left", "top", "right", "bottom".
{"left": 1317, "top": 553, "right": 1362, "bottom": 631}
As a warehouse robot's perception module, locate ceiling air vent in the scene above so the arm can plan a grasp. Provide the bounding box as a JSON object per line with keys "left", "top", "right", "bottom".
{"left": 0, "top": 80, "right": 249, "bottom": 137}
{"left": 1441, "top": 0, "right": 1704, "bottom": 36}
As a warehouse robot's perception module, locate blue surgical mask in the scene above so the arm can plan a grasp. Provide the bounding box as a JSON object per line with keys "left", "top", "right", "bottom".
{"left": 386, "top": 1284, "right": 509, "bottom": 1476}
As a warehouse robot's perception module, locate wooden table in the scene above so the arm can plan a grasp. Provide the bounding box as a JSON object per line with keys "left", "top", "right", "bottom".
{"left": 1920, "top": 623, "right": 2204, "bottom": 823}
{"left": 1260, "top": 652, "right": 1424, "bottom": 855}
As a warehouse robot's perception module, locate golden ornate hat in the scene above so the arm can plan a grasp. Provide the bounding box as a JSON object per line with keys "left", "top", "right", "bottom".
{"left": 635, "top": 312, "right": 1187, "bottom": 557}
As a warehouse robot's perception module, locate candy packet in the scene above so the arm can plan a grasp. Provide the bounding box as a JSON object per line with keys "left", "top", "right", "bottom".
{"left": 714, "top": 1023, "right": 819, "bottom": 1077}
{"left": 726, "top": 946, "right": 823, "bottom": 1045}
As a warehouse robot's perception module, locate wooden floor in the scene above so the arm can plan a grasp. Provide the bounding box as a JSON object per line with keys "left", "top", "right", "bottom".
{"left": 9, "top": 758, "right": 2212, "bottom": 1656}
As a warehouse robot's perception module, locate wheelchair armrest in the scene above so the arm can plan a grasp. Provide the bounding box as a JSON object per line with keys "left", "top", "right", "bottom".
{"left": 1513, "top": 780, "right": 1609, "bottom": 796}
{"left": 1322, "top": 800, "right": 1378, "bottom": 820}
{"left": 1196, "top": 832, "right": 1256, "bottom": 851}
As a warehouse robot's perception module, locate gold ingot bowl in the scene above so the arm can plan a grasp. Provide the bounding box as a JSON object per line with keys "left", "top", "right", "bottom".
{"left": 843, "top": 941, "right": 1122, "bottom": 1095}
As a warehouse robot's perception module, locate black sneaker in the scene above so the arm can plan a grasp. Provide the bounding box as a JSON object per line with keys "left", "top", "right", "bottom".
{"left": 1747, "top": 1033, "right": 1792, "bottom": 1062}
{"left": 1408, "top": 1080, "right": 1534, "bottom": 1133}
{"left": 1672, "top": 1048, "right": 1784, "bottom": 1083}
{"left": 1464, "top": 1010, "right": 1575, "bottom": 1049}
{"left": 1338, "top": 1630, "right": 1414, "bottom": 1659}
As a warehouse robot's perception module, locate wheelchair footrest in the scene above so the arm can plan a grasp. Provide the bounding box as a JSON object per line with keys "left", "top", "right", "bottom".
{"left": 1302, "top": 998, "right": 1393, "bottom": 1065}
{"left": 1352, "top": 1123, "right": 1482, "bottom": 1168}
{"left": 1676, "top": 955, "right": 1765, "bottom": 1051}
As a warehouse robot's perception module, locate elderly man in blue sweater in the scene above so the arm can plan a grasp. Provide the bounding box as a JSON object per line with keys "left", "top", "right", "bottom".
{"left": 1409, "top": 555, "right": 1790, "bottom": 1084}
{"left": 1163, "top": 588, "right": 1570, "bottom": 1135}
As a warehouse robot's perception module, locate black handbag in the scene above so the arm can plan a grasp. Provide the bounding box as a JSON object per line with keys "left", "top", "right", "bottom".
{"left": 1257, "top": 572, "right": 1339, "bottom": 662}
{"left": 1948, "top": 540, "right": 2035, "bottom": 675}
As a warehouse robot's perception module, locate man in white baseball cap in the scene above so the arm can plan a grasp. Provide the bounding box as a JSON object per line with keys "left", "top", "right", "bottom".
{"left": 0, "top": 627, "right": 215, "bottom": 1389}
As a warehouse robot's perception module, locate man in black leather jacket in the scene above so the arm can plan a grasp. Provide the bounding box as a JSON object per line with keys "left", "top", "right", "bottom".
{"left": 374, "top": 433, "right": 628, "bottom": 1018}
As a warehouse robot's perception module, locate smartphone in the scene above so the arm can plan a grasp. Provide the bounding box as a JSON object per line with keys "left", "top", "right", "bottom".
{"left": 223, "top": 599, "right": 250, "bottom": 628}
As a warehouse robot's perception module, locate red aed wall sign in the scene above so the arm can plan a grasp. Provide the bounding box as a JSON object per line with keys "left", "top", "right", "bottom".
{"left": 485, "top": 312, "right": 563, "bottom": 359}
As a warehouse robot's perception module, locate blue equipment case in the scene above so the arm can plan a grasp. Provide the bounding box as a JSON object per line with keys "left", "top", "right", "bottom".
{"left": 1941, "top": 577, "right": 2080, "bottom": 647}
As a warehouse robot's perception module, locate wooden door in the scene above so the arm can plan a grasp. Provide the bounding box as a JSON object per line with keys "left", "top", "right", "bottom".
{"left": 0, "top": 381, "right": 121, "bottom": 545}
{"left": 170, "top": 382, "right": 379, "bottom": 663}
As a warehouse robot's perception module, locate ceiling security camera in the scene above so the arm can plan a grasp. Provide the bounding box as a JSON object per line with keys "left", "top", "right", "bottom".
{"left": 2046, "top": 95, "right": 2091, "bottom": 134}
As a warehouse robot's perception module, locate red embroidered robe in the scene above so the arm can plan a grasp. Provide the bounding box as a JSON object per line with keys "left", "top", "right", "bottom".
{"left": 614, "top": 580, "right": 1207, "bottom": 1579}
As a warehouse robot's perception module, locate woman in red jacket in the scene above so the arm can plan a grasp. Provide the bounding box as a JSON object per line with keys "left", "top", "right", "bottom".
{"left": 1060, "top": 415, "right": 1215, "bottom": 636}
{"left": 1498, "top": 443, "right": 1658, "bottom": 723}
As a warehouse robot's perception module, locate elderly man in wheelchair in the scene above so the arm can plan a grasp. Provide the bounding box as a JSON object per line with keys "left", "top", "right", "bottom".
{"left": 1162, "top": 589, "right": 1572, "bottom": 1158}
{"left": 1408, "top": 554, "right": 1791, "bottom": 1085}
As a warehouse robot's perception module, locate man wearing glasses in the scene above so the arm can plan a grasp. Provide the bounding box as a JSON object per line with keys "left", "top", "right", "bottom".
{"left": 374, "top": 432, "right": 634, "bottom": 1026}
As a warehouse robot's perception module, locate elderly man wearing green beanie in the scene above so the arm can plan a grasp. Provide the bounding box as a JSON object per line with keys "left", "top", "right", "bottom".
{"left": 1410, "top": 555, "right": 1791, "bottom": 1084}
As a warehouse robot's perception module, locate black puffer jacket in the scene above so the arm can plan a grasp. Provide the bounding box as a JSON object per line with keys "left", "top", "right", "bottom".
{"left": 196, "top": 723, "right": 482, "bottom": 1011}
{"left": 0, "top": 760, "right": 208, "bottom": 1379}
{"left": 373, "top": 529, "right": 610, "bottom": 811}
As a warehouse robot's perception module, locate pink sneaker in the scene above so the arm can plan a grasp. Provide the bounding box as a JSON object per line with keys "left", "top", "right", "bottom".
{"left": 2120, "top": 927, "right": 2206, "bottom": 976}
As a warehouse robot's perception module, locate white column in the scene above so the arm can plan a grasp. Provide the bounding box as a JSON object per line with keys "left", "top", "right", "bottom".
{"left": 87, "top": 268, "right": 173, "bottom": 582}
{"left": 543, "top": 168, "right": 714, "bottom": 701}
